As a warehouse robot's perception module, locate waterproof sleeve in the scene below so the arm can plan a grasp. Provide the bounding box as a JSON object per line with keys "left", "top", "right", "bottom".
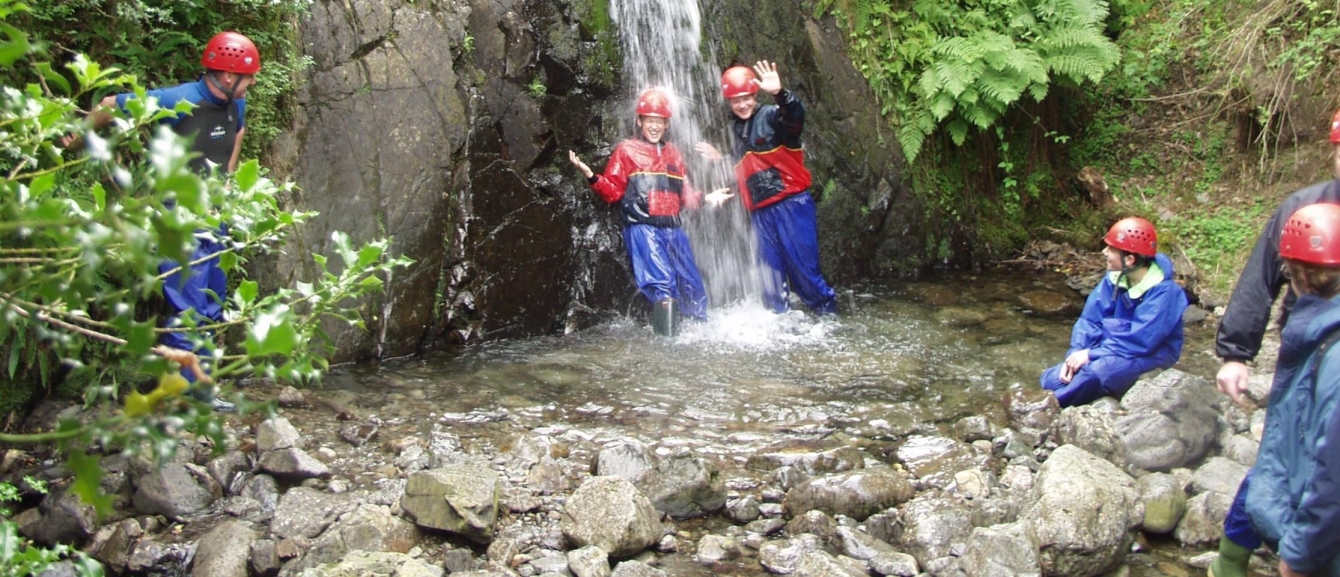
{"left": 1278, "top": 359, "right": 1340, "bottom": 573}
{"left": 1215, "top": 204, "right": 1291, "bottom": 362}
{"left": 770, "top": 89, "right": 805, "bottom": 145}
{"left": 591, "top": 145, "right": 628, "bottom": 204}
{"left": 1067, "top": 277, "right": 1112, "bottom": 354}
{"left": 1088, "top": 282, "right": 1189, "bottom": 360}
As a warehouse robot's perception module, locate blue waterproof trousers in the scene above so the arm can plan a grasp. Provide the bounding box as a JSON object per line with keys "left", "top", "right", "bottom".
{"left": 751, "top": 193, "right": 837, "bottom": 314}
{"left": 1039, "top": 354, "right": 1167, "bottom": 407}
{"left": 625, "top": 224, "right": 708, "bottom": 321}
{"left": 1225, "top": 473, "right": 1264, "bottom": 550}
{"left": 158, "top": 230, "right": 227, "bottom": 395}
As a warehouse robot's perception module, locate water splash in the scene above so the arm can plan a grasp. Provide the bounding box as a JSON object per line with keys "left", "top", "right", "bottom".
{"left": 609, "top": 0, "right": 763, "bottom": 310}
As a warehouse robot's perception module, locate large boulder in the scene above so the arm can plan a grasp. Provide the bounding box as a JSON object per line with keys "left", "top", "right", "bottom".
{"left": 560, "top": 476, "right": 662, "bottom": 557}
{"left": 1117, "top": 370, "right": 1221, "bottom": 471}
{"left": 1175, "top": 491, "right": 1234, "bottom": 547}
{"left": 271, "top": 487, "right": 356, "bottom": 540}
{"left": 400, "top": 462, "right": 502, "bottom": 543}
{"left": 635, "top": 453, "right": 726, "bottom": 519}
{"left": 293, "top": 550, "right": 441, "bottom": 577}
{"left": 895, "top": 496, "right": 975, "bottom": 565}
{"left": 281, "top": 504, "right": 421, "bottom": 576}
{"left": 133, "top": 463, "right": 220, "bottom": 521}
{"left": 22, "top": 488, "right": 99, "bottom": 547}
{"left": 593, "top": 442, "right": 655, "bottom": 483}
{"left": 958, "top": 522, "right": 1041, "bottom": 577}
{"left": 1137, "top": 472, "right": 1188, "bottom": 534}
{"left": 193, "top": 520, "right": 256, "bottom": 577}
{"left": 894, "top": 435, "right": 989, "bottom": 489}
{"left": 1021, "top": 445, "right": 1142, "bottom": 576}
{"left": 1051, "top": 405, "right": 1128, "bottom": 470}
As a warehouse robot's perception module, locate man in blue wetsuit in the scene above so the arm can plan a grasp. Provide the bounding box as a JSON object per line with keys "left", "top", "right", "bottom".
{"left": 77, "top": 31, "right": 262, "bottom": 411}
{"left": 1039, "top": 217, "right": 1189, "bottom": 407}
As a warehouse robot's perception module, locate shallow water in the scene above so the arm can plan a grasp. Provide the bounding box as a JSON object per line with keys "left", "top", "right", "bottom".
{"left": 305, "top": 268, "right": 1220, "bottom": 575}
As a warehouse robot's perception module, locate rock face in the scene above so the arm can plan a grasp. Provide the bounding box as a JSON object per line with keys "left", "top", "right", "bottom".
{"left": 276, "top": 0, "right": 916, "bottom": 360}
{"left": 400, "top": 463, "right": 502, "bottom": 543}
{"left": 1022, "top": 445, "right": 1142, "bottom": 577}
{"left": 560, "top": 476, "right": 662, "bottom": 557}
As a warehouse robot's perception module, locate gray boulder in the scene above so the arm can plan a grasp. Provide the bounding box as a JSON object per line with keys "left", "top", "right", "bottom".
{"left": 896, "top": 496, "right": 974, "bottom": 565}
{"left": 271, "top": 487, "right": 355, "bottom": 540}
{"left": 725, "top": 494, "right": 761, "bottom": 523}
{"left": 23, "top": 488, "right": 99, "bottom": 547}
{"left": 1117, "top": 369, "right": 1221, "bottom": 471}
{"left": 1189, "top": 457, "right": 1249, "bottom": 497}
{"left": 1137, "top": 472, "right": 1187, "bottom": 534}
{"left": 192, "top": 520, "right": 256, "bottom": 577}
{"left": 133, "top": 462, "right": 220, "bottom": 520}
{"left": 205, "top": 451, "right": 251, "bottom": 492}
{"left": 894, "top": 435, "right": 988, "bottom": 489}
{"left": 400, "top": 462, "right": 502, "bottom": 543}
{"left": 1052, "top": 405, "right": 1129, "bottom": 470}
{"left": 1005, "top": 389, "right": 1061, "bottom": 447}
{"left": 567, "top": 545, "right": 611, "bottom": 577}
{"left": 281, "top": 504, "right": 421, "bottom": 576}
{"left": 257, "top": 417, "right": 303, "bottom": 453}
{"left": 957, "top": 522, "right": 1041, "bottom": 577}
{"left": 746, "top": 446, "right": 865, "bottom": 475}
{"left": 593, "top": 441, "right": 654, "bottom": 483}
{"left": 636, "top": 453, "right": 726, "bottom": 519}
{"left": 294, "top": 550, "right": 441, "bottom": 577}
{"left": 609, "top": 560, "right": 666, "bottom": 577}
{"left": 868, "top": 551, "right": 919, "bottom": 577}
{"left": 786, "top": 510, "right": 838, "bottom": 542}
{"left": 560, "top": 476, "right": 662, "bottom": 557}
{"left": 696, "top": 534, "right": 740, "bottom": 562}
{"left": 832, "top": 526, "right": 899, "bottom": 561}
{"left": 794, "top": 551, "right": 867, "bottom": 577}
{"left": 1022, "top": 445, "right": 1142, "bottom": 577}
{"left": 1174, "top": 491, "right": 1234, "bottom": 547}
{"left": 258, "top": 448, "right": 330, "bottom": 480}
{"left": 759, "top": 534, "right": 825, "bottom": 575}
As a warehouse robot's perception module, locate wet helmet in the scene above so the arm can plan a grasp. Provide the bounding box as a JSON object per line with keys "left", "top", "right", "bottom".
{"left": 1104, "top": 217, "right": 1158, "bottom": 257}
{"left": 201, "top": 31, "right": 261, "bottom": 75}
{"left": 1280, "top": 203, "right": 1340, "bottom": 265}
{"left": 636, "top": 89, "right": 672, "bottom": 119}
{"left": 721, "top": 66, "right": 758, "bottom": 99}
{"left": 1330, "top": 109, "right": 1340, "bottom": 144}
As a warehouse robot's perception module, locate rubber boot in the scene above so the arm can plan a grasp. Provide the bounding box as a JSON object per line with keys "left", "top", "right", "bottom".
{"left": 651, "top": 299, "right": 679, "bottom": 337}
{"left": 1208, "top": 536, "right": 1251, "bottom": 577}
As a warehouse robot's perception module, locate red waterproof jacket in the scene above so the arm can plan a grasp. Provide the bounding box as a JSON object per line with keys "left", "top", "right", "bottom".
{"left": 591, "top": 139, "right": 701, "bottom": 227}
{"left": 730, "top": 89, "right": 812, "bottom": 211}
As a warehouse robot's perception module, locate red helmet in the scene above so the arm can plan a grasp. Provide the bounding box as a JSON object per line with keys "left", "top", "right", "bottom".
{"left": 721, "top": 66, "right": 758, "bottom": 99}
{"left": 636, "top": 89, "right": 672, "bottom": 118}
{"left": 201, "top": 31, "right": 261, "bottom": 75}
{"left": 1280, "top": 204, "right": 1340, "bottom": 265}
{"left": 1329, "top": 109, "right": 1340, "bottom": 144}
{"left": 1104, "top": 217, "right": 1158, "bottom": 257}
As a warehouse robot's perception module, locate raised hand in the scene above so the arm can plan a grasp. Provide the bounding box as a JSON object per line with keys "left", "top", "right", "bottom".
{"left": 753, "top": 60, "right": 782, "bottom": 95}
{"left": 568, "top": 150, "right": 594, "bottom": 179}
{"left": 705, "top": 188, "right": 734, "bottom": 206}
{"left": 695, "top": 142, "right": 723, "bottom": 162}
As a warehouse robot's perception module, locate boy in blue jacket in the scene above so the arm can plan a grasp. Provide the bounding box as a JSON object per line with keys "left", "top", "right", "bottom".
{"left": 1245, "top": 203, "right": 1340, "bottom": 577}
{"left": 1040, "top": 217, "right": 1189, "bottom": 407}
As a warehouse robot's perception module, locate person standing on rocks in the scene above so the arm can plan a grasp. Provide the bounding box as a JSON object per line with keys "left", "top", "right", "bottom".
{"left": 568, "top": 88, "right": 729, "bottom": 336}
{"left": 65, "top": 31, "right": 263, "bottom": 411}
{"left": 1243, "top": 203, "right": 1340, "bottom": 577}
{"left": 1210, "top": 109, "right": 1340, "bottom": 577}
{"left": 1038, "top": 217, "right": 1188, "bottom": 407}
{"left": 694, "top": 61, "right": 838, "bottom": 315}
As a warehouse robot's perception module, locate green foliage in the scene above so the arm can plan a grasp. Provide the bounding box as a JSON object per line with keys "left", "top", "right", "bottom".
{"left": 1160, "top": 206, "right": 1265, "bottom": 294}
{"left": 1, "top": 476, "right": 100, "bottom": 576}
{"left": 818, "top": 0, "right": 1121, "bottom": 162}
{"left": 527, "top": 77, "right": 547, "bottom": 99}
{"left": 0, "top": 0, "right": 410, "bottom": 508}
{"left": 7, "top": 0, "right": 311, "bottom": 161}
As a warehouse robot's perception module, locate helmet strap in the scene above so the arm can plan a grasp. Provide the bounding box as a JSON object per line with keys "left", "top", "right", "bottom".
{"left": 205, "top": 70, "right": 240, "bottom": 102}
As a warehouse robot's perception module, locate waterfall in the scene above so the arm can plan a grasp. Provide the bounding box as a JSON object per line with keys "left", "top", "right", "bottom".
{"left": 609, "top": 0, "right": 761, "bottom": 309}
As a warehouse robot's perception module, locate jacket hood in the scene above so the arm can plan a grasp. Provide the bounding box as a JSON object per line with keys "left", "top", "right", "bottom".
{"left": 1278, "top": 293, "right": 1340, "bottom": 368}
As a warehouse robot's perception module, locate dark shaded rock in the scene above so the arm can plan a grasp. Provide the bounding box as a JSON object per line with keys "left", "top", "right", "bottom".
{"left": 132, "top": 463, "right": 219, "bottom": 521}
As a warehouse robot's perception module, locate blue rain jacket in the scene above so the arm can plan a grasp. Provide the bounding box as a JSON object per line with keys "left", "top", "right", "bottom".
{"left": 1246, "top": 292, "right": 1340, "bottom": 575}
{"left": 1067, "top": 253, "right": 1186, "bottom": 367}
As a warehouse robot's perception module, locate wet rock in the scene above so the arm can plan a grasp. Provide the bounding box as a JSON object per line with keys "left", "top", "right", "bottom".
{"left": 746, "top": 446, "right": 865, "bottom": 475}
{"left": 862, "top": 509, "right": 900, "bottom": 545}
{"left": 529, "top": 552, "right": 571, "bottom": 576}
{"left": 561, "top": 476, "right": 662, "bottom": 557}
{"left": 894, "top": 435, "right": 988, "bottom": 490}
{"left": 759, "top": 534, "right": 825, "bottom": 574}
{"left": 1018, "top": 289, "right": 1081, "bottom": 317}
{"left": 258, "top": 448, "right": 331, "bottom": 480}
{"left": 283, "top": 504, "right": 421, "bottom": 574}
{"left": 338, "top": 422, "right": 379, "bottom": 447}
{"left": 21, "top": 487, "right": 98, "bottom": 547}
{"left": 999, "top": 464, "right": 1035, "bottom": 493}
{"left": 949, "top": 469, "right": 992, "bottom": 500}
{"left": 725, "top": 494, "right": 761, "bottom": 523}
{"left": 794, "top": 550, "right": 866, "bottom": 577}
{"left": 937, "top": 307, "right": 989, "bottom": 327}
{"left": 503, "top": 487, "right": 542, "bottom": 513}
{"left": 1051, "top": 405, "right": 1129, "bottom": 470}
{"left": 567, "top": 546, "right": 610, "bottom": 577}
{"left": 511, "top": 434, "right": 564, "bottom": 467}
{"left": 783, "top": 469, "right": 914, "bottom": 521}
{"left": 428, "top": 431, "right": 465, "bottom": 468}
{"left": 127, "top": 539, "right": 192, "bottom": 574}
{"left": 746, "top": 518, "right": 787, "bottom": 535}
{"left": 992, "top": 429, "right": 1032, "bottom": 460}
{"left": 1174, "top": 491, "right": 1233, "bottom": 546}
{"left": 608, "top": 560, "right": 666, "bottom": 577}
{"left": 257, "top": 417, "right": 303, "bottom": 453}
{"left": 133, "top": 462, "right": 219, "bottom": 521}
{"left": 401, "top": 462, "right": 502, "bottom": 543}
{"left": 896, "top": 496, "right": 974, "bottom": 565}
{"left": 696, "top": 534, "right": 740, "bottom": 562}
{"left": 86, "top": 518, "right": 142, "bottom": 572}
{"left": 832, "top": 526, "right": 898, "bottom": 561}
{"left": 1137, "top": 473, "right": 1187, "bottom": 534}
{"left": 241, "top": 474, "right": 281, "bottom": 516}
{"left": 193, "top": 519, "right": 256, "bottom": 577}
{"left": 786, "top": 510, "right": 838, "bottom": 541}
{"left": 953, "top": 416, "right": 995, "bottom": 443}
{"left": 592, "top": 441, "right": 654, "bottom": 483}
{"left": 277, "top": 386, "right": 307, "bottom": 408}
{"left": 1005, "top": 390, "right": 1060, "bottom": 447}
{"left": 1117, "top": 370, "right": 1221, "bottom": 471}
{"left": 290, "top": 550, "right": 442, "bottom": 577}
{"left": 251, "top": 539, "right": 281, "bottom": 577}
{"left": 206, "top": 451, "right": 251, "bottom": 492}
{"left": 1022, "top": 445, "right": 1142, "bottom": 576}
{"left": 656, "top": 534, "right": 678, "bottom": 552}
{"left": 395, "top": 443, "right": 431, "bottom": 473}
{"left": 957, "top": 522, "right": 1040, "bottom": 577}
{"left": 636, "top": 453, "right": 726, "bottom": 518}
{"left": 1189, "top": 457, "right": 1248, "bottom": 497}
{"left": 772, "top": 466, "right": 812, "bottom": 491}
{"left": 271, "top": 487, "right": 356, "bottom": 539}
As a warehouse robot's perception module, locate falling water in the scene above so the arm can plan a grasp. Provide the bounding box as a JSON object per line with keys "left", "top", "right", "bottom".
{"left": 609, "top": 0, "right": 761, "bottom": 309}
